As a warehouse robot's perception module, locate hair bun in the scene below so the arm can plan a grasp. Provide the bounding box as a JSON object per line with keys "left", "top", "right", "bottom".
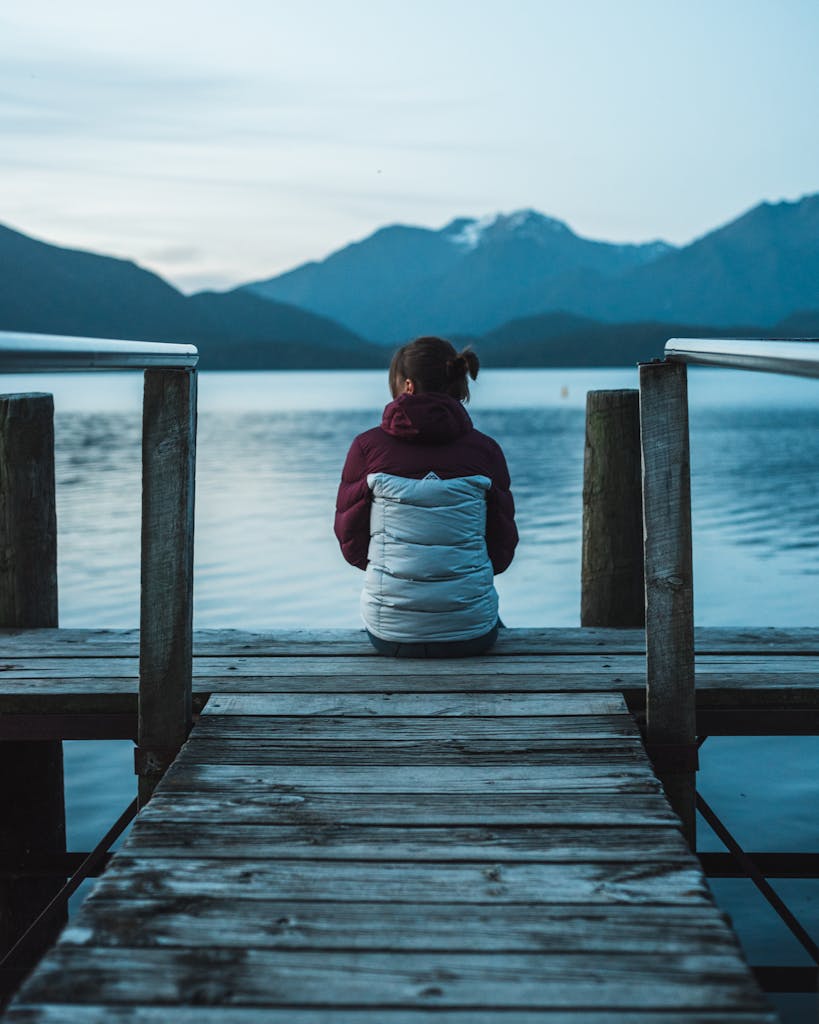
{"left": 448, "top": 348, "right": 479, "bottom": 382}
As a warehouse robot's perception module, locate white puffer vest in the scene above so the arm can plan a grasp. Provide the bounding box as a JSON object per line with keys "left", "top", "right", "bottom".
{"left": 361, "top": 471, "right": 499, "bottom": 642}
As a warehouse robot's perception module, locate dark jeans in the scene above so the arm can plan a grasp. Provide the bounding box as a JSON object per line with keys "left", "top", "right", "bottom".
{"left": 366, "top": 622, "right": 499, "bottom": 659}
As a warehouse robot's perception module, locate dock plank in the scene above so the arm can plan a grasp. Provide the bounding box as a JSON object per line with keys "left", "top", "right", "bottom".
{"left": 122, "top": 822, "right": 691, "bottom": 861}
{"left": 2, "top": 624, "right": 817, "bottom": 655}
{"left": 1, "top": 653, "right": 816, "bottom": 678}
{"left": 59, "top": 899, "right": 735, "bottom": 951}
{"left": 13, "top": 947, "right": 771, "bottom": 1011}
{"left": 139, "top": 789, "right": 679, "bottom": 826}
{"left": 161, "top": 761, "right": 659, "bottom": 790}
{"left": 88, "top": 855, "right": 708, "bottom": 904}
{"left": 4, "top": 1008, "right": 782, "bottom": 1023}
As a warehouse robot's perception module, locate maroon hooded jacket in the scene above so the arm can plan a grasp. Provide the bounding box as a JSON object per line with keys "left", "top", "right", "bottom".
{"left": 334, "top": 392, "right": 518, "bottom": 573}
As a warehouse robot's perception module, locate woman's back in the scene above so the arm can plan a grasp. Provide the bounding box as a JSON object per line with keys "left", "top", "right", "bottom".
{"left": 334, "top": 337, "right": 517, "bottom": 656}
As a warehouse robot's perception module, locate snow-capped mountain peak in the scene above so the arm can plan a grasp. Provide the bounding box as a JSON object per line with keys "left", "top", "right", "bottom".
{"left": 444, "top": 209, "right": 572, "bottom": 251}
{"left": 444, "top": 213, "right": 497, "bottom": 250}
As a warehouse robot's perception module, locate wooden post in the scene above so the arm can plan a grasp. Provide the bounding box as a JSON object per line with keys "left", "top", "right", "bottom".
{"left": 137, "top": 369, "right": 197, "bottom": 807}
{"left": 639, "top": 361, "right": 696, "bottom": 849}
{"left": 581, "top": 390, "right": 644, "bottom": 627}
{"left": 0, "top": 393, "right": 67, "bottom": 972}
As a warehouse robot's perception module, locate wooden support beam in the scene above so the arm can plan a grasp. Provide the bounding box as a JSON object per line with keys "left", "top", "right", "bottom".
{"left": 639, "top": 362, "right": 696, "bottom": 849}
{"left": 0, "top": 393, "right": 67, "bottom": 993}
{"left": 581, "top": 389, "right": 644, "bottom": 627}
{"left": 138, "top": 369, "right": 197, "bottom": 806}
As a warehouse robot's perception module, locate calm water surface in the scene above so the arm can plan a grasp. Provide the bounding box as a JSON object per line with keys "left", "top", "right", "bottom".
{"left": 2, "top": 367, "right": 817, "bottom": 1021}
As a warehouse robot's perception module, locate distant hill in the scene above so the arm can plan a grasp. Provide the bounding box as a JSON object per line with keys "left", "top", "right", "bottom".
{"left": 583, "top": 195, "right": 819, "bottom": 326}
{"left": 465, "top": 313, "right": 772, "bottom": 368}
{"left": 245, "top": 210, "right": 673, "bottom": 342}
{"left": 244, "top": 195, "right": 819, "bottom": 341}
{"left": 0, "top": 223, "right": 382, "bottom": 369}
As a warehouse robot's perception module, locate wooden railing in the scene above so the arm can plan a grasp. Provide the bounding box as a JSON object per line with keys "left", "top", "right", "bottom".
{"left": 582, "top": 337, "right": 819, "bottom": 848}
{"left": 0, "top": 331, "right": 199, "bottom": 806}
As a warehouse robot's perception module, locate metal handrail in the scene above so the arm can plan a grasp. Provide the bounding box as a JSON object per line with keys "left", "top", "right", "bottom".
{"left": 665, "top": 337, "right": 819, "bottom": 378}
{"left": 0, "top": 331, "right": 198, "bottom": 371}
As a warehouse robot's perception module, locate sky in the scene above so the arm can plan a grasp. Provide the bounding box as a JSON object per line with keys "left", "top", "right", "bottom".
{"left": 2, "top": 0, "right": 819, "bottom": 292}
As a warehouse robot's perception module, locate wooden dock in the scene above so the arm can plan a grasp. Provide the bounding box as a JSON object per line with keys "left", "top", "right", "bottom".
{"left": 0, "top": 627, "right": 792, "bottom": 1021}
{"left": 1, "top": 626, "right": 817, "bottom": 739}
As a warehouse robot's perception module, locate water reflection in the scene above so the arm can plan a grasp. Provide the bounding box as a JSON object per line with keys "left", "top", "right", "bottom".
{"left": 690, "top": 407, "right": 819, "bottom": 577}
{"left": 46, "top": 397, "right": 817, "bottom": 630}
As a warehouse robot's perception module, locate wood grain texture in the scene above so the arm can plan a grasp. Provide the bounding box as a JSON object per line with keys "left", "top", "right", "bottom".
{"left": 89, "top": 855, "right": 708, "bottom": 904}
{"left": 138, "top": 369, "right": 196, "bottom": 805}
{"left": 165, "top": 739, "right": 651, "bottom": 767}
{"left": 0, "top": 652, "right": 816, "bottom": 678}
{"left": 172, "top": 736, "right": 649, "bottom": 766}
{"left": 4, "top": 624, "right": 819, "bottom": 656}
{"left": 139, "top": 789, "right": 678, "bottom": 827}
{"left": 58, "top": 899, "right": 734, "bottom": 951}
{"left": 201, "top": 691, "right": 629, "bottom": 716}
{"left": 2, "top": 1007, "right": 781, "bottom": 1023}
{"left": 158, "top": 760, "right": 659, "bottom": 793}
{"left": 582, "top": 389, "right": 644, "bottom": 627}
{"left": 12, "top": 947, "right": 769, "bottom": 1010}
{"left": 189, "top": 715, "right": 640, "bottom": 740}
{"left": 639, "top": 360, "right": 696, "bottom": 845}
{"left": 121, "top": 822, "right": 690, "bottom": 861}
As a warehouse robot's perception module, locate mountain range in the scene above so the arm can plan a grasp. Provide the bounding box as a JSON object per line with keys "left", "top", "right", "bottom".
{"left": 1, "top": 194, "right": 818, "bottom": 369}
{"left": 246, "top": 196, "right": 819, "bottom": 344}
{"left": 246, "top": 211, "right": 672, "bottom": 341}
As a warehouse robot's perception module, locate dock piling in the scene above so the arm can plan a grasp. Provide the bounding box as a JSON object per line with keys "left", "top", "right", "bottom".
{"left": 581, "top": 389, "right": 644, "bottom": 628}
{"left": 638, "top": 361, "right": 697, "bottom": 848}
{"left": 137, "top": 369, "right": 197, "bottom": 806}
{"left": 0, "top": 393, "right": 67, "bottom": 978}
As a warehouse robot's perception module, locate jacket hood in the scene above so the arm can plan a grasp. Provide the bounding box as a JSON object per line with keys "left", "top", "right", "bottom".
{"left": 381, "top": 392, "right": 473, "bottom": 444}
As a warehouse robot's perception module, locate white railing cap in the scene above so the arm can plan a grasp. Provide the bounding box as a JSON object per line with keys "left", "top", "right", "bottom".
{"left": 0, "top": 332, "right": 198, "bottom": 372}
{"left": 665, "top": 338, "right": 819, "bottom": 378}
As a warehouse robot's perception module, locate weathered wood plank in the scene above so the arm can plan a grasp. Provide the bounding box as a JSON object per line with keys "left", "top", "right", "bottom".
{"left": 173, "top": 736, "right": 650, "bottom": 765}
{"left": 3, "top": 673, "right": 819, "bottom": 726}
{"left": 3, "top": 653, "right": 817, "bottom": 678}
{"left": 121, "top": 822, "right": 690, "bottom": 861}
{"left": 160, "top": 761, "right": 659, "bottom": 794}
{"left": 61, "top": 899, "right": 736, "bottom": 952}
{"left": 188, "top": 716, "right": 644, "bottom": 741}
{"left": 201, "top": 692, "right": 631, "bottom": 717}
{"left": 12, "top": 947, "right": 770, "bottom": 1010}
{"left": 3, "top": 624, "right": 817, "bottom": 656}
{"left": 2, "top": 1007, "right": 782, "bottom": 1023}
{"left": 166, "top": 740, "right": 652, "bottom": 765}
{"left": 139, "top": 790, "right": 678, "bottom": 826}
{"left": 90, "top": 856, "right": 708, "bottom": 904}
{"left": 2, "top": 667, "right": 818, "bottom": 720}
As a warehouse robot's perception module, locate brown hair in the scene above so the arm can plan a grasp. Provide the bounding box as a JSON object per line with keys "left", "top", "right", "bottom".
{"left": 389, "top": 336, "right": 479, "bottom": 403}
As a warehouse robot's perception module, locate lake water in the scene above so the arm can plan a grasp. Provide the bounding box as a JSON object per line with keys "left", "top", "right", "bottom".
{"left": 2, "top": 367, "right": 817, "bottom": 1022}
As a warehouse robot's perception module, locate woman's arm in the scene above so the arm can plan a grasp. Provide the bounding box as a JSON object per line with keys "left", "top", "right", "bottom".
{"left": 486, "top": 446, "right": 518, "bottom": 574}
{"left": 334, "top": 437, "right": 372, "bottom": 570}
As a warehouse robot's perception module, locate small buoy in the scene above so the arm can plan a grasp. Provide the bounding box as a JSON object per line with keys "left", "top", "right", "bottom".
{"left": 560, "top": 385, "right": 569, "bottom": 399}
